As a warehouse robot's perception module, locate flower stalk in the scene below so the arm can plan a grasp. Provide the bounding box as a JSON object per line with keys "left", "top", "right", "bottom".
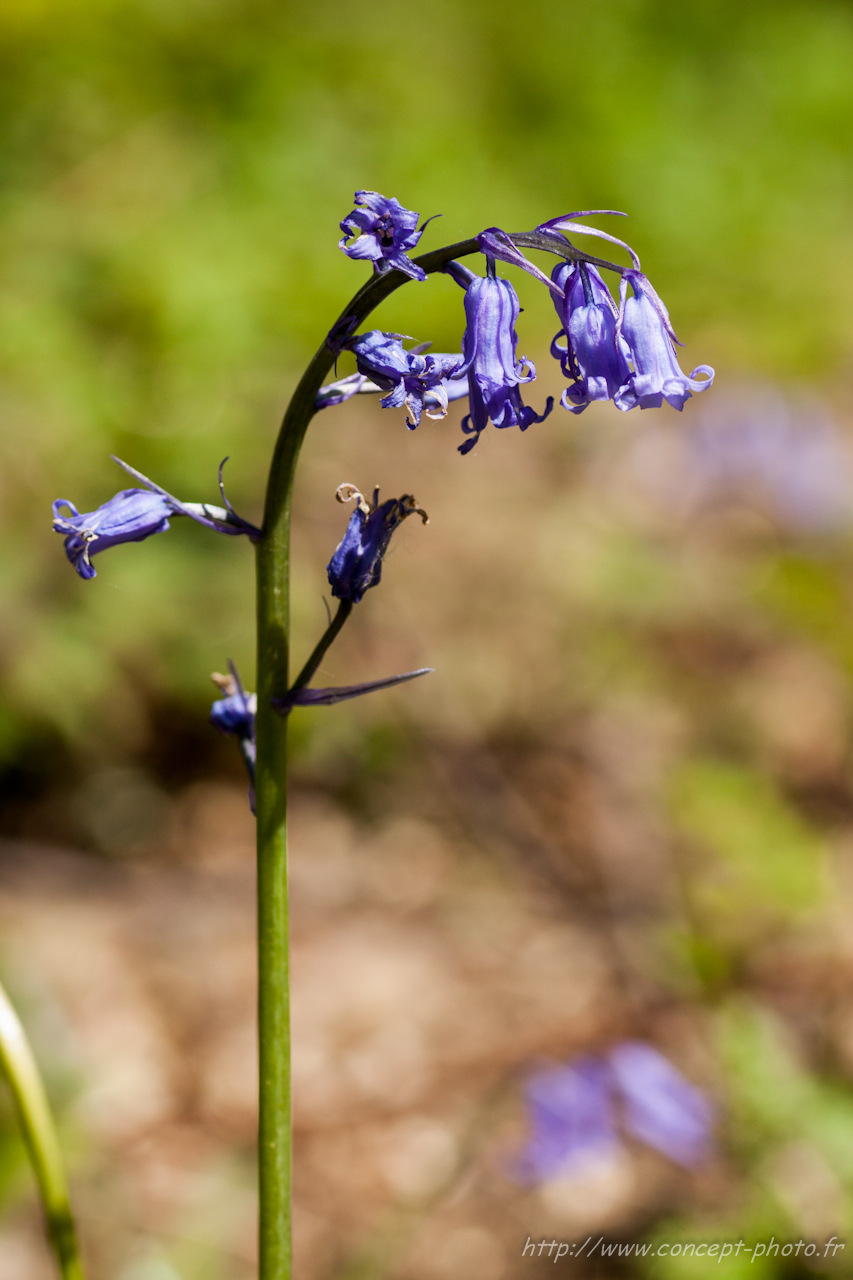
{"left": 0, "top": 978, "right": 86, "bottom": 1280}
{"left": 253, "top": 228, "right": 630, "bottom": 1278}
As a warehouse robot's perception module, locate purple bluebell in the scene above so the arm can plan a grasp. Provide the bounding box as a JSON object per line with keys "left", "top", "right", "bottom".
{"left": 344, "top": 330, "right": 463, "bottom": 429}
{"left": 53, "top": 457, "right": 260, "bottom": 580}
{"left": 327, "top": 483, "right": 428, "bottom": 604}
{"left": 550, "top": 261, "right": 632, "bottom": 414}
{"left": 616, "top": 270, "right": 714, "bottom": 411}
{"left": 210, "top": 664, "right": 256, "bottom": 812}
{"left": 518, "top": 1058, "right": 617, "bottom": 1181}
{"left": 339, "top": 191, "right": 436, "bottom": 282}
{"left": 449, "top": 258, "right": 553, "bottom": 455}
{"left": 53, "top": 489, "right": 175, "bottom": 580}
{"left": 609, "top": 1041, "right": 712, "bottom": 1168}
{"left": 516, "top": 1041, "right": 712, "bottom": 1182}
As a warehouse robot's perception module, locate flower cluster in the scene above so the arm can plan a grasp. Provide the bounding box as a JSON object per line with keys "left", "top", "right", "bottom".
{"left": 323, "top": 193, "right": 713, "bottom": 453}
{"left": 517, "top": 1041, "right": 713, "bottom": 1182}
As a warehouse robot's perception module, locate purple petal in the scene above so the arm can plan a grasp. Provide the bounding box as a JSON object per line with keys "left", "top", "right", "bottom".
{"left": 609, "top": 1041, "right": 713, "bottom": 1168}
{"left": 476, "top": 228, "right": 565, "bottom": 299}
{"left": 516, "top": 1060, "right": 618, "bottom": 1182}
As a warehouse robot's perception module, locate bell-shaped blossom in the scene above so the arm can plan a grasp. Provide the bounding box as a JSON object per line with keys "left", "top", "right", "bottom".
{"left": 53, "top": 458, "right": 260, "bottom": 580}
{"left": 210, "top": 665, "right": 256, "bottom": 812}
{"left": 450, "top": 259, "right": 553, "bottom": 456}
{"left": 551, "top": 261, "right": 632, "bottom": 414}
{"left": 516, "top": 1041, "right": 712, "bottom": 1182}
{"left": 344, "top": 330, "right": 463, "bottom": 429}
{"left": 339, "top": 191, "right": 436, "bottom": 282}
{"left": 53, "top": 489, "right": 175, "bottom": 580}
{"left": 616, "top": 270, "right": 714, "bottom": 412}
{"left": 327, "top": 483, "right": 428, "bottom": 603}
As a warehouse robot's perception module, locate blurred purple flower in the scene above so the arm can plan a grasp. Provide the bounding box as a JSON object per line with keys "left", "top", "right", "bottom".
{"left": 616, "top": 270, "right": 714, "bottom": 412}
{"left": 339, "top": 191, "right": 437, "bottom": 281}
{"left": 211, "top": 664, "right": 256, "bottom": 812}
{"left": 343, "top": 330, "right": 463, "bottom": 429}
{"left": 53, "top": 457, "right": 260, "bottom": 579}
{"left": 448, "top": 258, "right": 553, "bottom": 456}
{"left": 517, "top": 1042, "right": 712, "bottom": 1182}
{"left": 550, "top": 261, "right": 632, "bottom": 414}
{"left": 327, "top": 483, "right": 428, "bottom": 603}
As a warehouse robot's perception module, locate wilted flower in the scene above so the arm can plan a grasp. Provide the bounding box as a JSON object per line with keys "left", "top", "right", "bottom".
{"left": 327, "top": 483, "right": 427, "bottom": 603}
{"left": 616, "top": 270, "right": 714, "bottom": 411}
{"left": 339, "top": 191, "right": 436, "bottom": 281}
{"left": 343, "top": 330, "right": 463, "bottom": 429}
{"left": 211, "top": 664, "right": 256, "bottom": 812}
{"left": 551, "top": 261, "right": 632, "bottom": 413}
{"left": 517, "top": 1041, "right": 712, "bottom": 1181}
{"left": 448, "top": 258, "right": 553, "bottom": 455}
{"left": 53, "top": 457, "right": 260, "bottom": 579}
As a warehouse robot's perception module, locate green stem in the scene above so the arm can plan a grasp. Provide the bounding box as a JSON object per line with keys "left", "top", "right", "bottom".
{"left": 0, "top": 978, "right": 85, "bottom": 1280}
{"left": 287, "top": 599, "right": 353, "bottom": 697}
{"left": 253, "top": 229, "right": 627, "bottom": 1278}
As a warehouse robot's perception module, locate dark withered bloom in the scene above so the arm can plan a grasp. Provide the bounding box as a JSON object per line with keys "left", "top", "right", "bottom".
{"left": 448, "top": 258, "right": 553, "bottom": 455}
{"left": 339, "top": 191, "right": 436, "bottom": 281}
{"left": 327, "top": 483, "right": 427, "bottom": 603}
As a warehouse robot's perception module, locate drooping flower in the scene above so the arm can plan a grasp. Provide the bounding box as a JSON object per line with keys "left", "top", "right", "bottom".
{"left": 210, "top": 664, "right": 256, "bottom": 813}
{"left": 616, "top": 270, "right": 714, "bottom": 412}
{"left": 327, "top": 483, "right": 428, "bottom": 603}
{"left": 339, "top": 191, "right": 436, "bottom": 282}
{"left": 52, "top": 458, "right": 260, "bottom": 579}
{"left": 448, "top": 258, "right": 553, "bottom": 455}
{"left": 516, "top": 1041, "right": 713, "bottom": 1182}
{"left": 550, "top": 261, "right": 632, "bottom": 414}
{"left": 316, "top": 363, "right": 469, "bottom": 415}
{"left": 343, "top": 330, "right": 463, "bottom": 429}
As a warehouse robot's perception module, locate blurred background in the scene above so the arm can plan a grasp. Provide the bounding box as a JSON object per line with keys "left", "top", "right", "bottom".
{"left": 2, "top": 0, "right": 853, "bottom": 1275}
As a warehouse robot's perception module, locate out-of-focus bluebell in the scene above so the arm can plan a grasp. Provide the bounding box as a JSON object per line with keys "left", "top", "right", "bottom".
{"left": 619, "top": 389, "right": 853, "bottom": 533}
{"left": 211, "top": 663, "right": 256, "bottom": 812}
{"left": 616, "top": 270, "right": 714, "bottom": 411}
{"left": 341, "top": 330, "right": 463, "bottom": 430}
{"left": 327, "top": 483, "right": 428, "bottom": 603}
{"left": 516, "top": 1041, "right": 712, "bottom": 1182}
{"left": 551, "top": 261, "right": 632, "bottom": 414}
{"left": 339, "top": 191, "right": 437, "bottom": 281}
{"left": 53, "top": 457, "right": 260, "bottom": 579}
{"left": 447, "top": 258, "right": 553, "bottom": 456}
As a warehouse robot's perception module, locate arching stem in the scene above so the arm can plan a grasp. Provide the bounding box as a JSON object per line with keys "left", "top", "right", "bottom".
{"left": 253, "top": 230, "right": 626, "bottom": 1278}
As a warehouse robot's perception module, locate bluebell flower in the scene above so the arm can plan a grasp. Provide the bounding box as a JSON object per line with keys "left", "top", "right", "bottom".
{"left": 616, "top": 270, "right": 714, "bottom": 411}
{"left": 517, "top": 1041, "right": 712, "bottom": 1182}
{"left": 339, "top": 191, "right": 437, "bottom": 282}
{"left": 327, "top": 483, "right": 427, "bottom": 603}
{"left": 316, "top": 363, "right": 470, "bottom": 415}
{"left": 550, "top": 261, "right": 632, "bottom": 414}
{"left": 53, "top": 457, "right": 260, "bottom": 579}
{"left": 449, "top": 258, "right": 553, "bottom": 455}
{"left": 211, "top": 664, "right": 256, "bottom": 812}
{"left": 344, "top": 330, "right": 463, "bottom": 429}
